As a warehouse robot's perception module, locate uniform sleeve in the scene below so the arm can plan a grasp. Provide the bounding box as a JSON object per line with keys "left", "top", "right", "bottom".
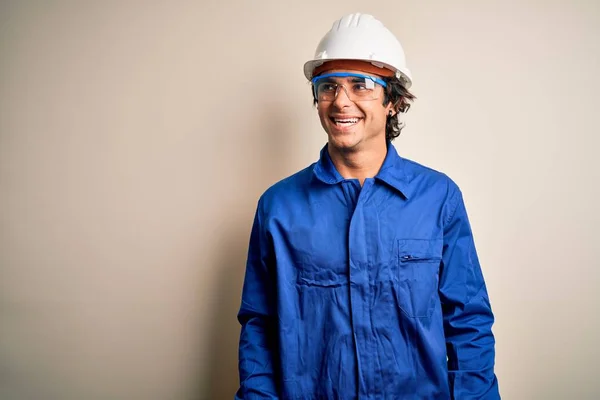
{"left": 439, "top": 187, "right": 500, "bottom": 399}
{"left": 235, "top": 200, "right": 279, "bottom": 399}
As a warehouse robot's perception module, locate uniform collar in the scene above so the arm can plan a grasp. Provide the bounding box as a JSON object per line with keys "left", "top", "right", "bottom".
{"left": 312, "top": 142, "right": 413, "bottom": 199}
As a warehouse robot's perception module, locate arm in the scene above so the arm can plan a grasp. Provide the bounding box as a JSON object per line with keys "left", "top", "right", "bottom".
{"left": 235, "top": 201, "right": 279, "bottom": 399}
{"left": 439, "top": 188, "right": 500, "bottom": 399}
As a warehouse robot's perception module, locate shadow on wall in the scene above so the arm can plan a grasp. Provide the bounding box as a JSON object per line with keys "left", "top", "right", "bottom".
{"left": 200, "top": 101, "right": 295, "bottom": 400}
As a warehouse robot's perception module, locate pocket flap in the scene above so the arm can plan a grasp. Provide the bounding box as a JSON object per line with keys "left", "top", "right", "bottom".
{"left": 398, "top": 238, "right": 443, "bottom": 260}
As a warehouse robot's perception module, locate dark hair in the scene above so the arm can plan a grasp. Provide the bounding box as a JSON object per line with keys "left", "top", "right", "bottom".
{"left": 382, "top": 76, "right": 416, "bottom": 140}
{"left": 311, "top": 76, "right": 416, "bottom": 141}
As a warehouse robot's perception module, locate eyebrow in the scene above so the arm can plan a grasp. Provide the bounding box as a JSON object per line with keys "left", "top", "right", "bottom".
{"left": 312, "top": 72, "right": 387, "bottom": 88}
{"left": 320, "top": 77, "right": 368, "bottom": 83}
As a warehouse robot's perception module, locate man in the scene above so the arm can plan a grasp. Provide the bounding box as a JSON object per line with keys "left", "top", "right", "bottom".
{"left": 236, "top": 13, "right": 500, "bottom": 399}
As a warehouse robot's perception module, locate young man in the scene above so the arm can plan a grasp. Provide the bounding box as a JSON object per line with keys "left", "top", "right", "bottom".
{"left": 236, "top": 13, "right": 500, "bottom": 399}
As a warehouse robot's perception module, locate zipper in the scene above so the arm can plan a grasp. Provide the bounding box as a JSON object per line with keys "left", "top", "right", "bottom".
{"left": 400, "top": 254, "right": 440, "bottom": 262}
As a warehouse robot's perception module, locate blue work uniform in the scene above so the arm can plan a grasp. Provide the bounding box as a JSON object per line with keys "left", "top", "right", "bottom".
{"left": 236, "top": 143, "right": 500, "bottom": 399}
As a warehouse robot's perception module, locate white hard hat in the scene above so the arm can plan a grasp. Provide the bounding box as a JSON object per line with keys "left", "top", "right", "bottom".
{"left": 303, "top": 13, "right": 412, "bottom": 88}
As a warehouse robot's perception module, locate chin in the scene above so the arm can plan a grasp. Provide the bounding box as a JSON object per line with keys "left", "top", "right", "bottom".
{"left": 328, "top": 133, "right": 363, "bottom": 151}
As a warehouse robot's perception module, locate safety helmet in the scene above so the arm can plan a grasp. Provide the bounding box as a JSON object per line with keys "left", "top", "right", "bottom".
{"left": 303, "top": 13, "right": 412, "bottom": 88}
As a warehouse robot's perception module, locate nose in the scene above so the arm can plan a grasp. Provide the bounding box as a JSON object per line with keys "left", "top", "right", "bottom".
{"left": 332, "top": 85, "right": 353, "bottom": 108}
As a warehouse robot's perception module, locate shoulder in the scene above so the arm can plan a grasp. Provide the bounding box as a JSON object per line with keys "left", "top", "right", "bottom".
{"left": 397, "top": 156, "right": 467, "bottom": 227}
{"left": 401, "top": 156, "right": 462, "bottom": 196}
{"left": 256, "top": 163, "right": 316, "bottom": 214}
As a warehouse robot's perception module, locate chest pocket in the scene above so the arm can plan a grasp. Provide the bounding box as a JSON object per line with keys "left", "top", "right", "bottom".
{"left": 395, "top": 238, "right": 443, "bottom": 318}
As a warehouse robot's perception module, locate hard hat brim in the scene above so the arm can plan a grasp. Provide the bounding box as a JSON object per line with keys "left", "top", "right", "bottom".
{"left": 304, "top": 58, "right": 412, "bottom": 88}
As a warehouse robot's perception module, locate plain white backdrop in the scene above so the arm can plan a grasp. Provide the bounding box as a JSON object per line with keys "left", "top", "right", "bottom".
{"left": 1, "top": 1, "right": 598, "bottom": 399}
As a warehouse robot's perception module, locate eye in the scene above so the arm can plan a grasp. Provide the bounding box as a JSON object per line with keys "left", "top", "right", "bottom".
{"left": 320, "top": 83, "right": 337, "bottom": 92}
{"left": 352, "top": 82, "right": 369, "bottom": 91}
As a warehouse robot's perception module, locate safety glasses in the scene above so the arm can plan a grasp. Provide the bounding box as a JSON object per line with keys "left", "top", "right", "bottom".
{"left": 311, "top": 72, "right": 387, "bottom": 102}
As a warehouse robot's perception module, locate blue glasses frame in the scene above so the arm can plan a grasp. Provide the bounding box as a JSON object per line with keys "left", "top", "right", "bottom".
{"left": 311, "top": 72, "right": 388, "bottom": 88}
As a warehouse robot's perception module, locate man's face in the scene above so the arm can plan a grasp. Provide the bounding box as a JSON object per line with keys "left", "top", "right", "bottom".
{"left": 315, "top": 69, "right": 393, "bottom": 151}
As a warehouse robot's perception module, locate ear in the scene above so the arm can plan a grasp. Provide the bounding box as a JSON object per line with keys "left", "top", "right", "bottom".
{"left": 385, "top": 96, "right": 401, "bottom": 115}
{"left": 385, "top": 102, "right": 396, "bottom": 117}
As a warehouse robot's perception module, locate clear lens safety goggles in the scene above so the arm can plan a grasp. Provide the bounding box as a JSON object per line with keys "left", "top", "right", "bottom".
{"left": 311, "top": 72, "right": 388, "bottom": 102}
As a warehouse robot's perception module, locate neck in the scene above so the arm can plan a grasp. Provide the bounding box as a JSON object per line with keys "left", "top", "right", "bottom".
{"left": 327, "top": 139, "right": 388, "bottom": 186}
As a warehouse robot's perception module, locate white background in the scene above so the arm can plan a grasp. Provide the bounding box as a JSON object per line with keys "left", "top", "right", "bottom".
{"left": 1, "top": 1, "right": 598, "bottom": 399}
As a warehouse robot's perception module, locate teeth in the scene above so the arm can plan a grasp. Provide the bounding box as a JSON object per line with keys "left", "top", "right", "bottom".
{"left": 334, "top": 118, "right": 359, "bottom": 124}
